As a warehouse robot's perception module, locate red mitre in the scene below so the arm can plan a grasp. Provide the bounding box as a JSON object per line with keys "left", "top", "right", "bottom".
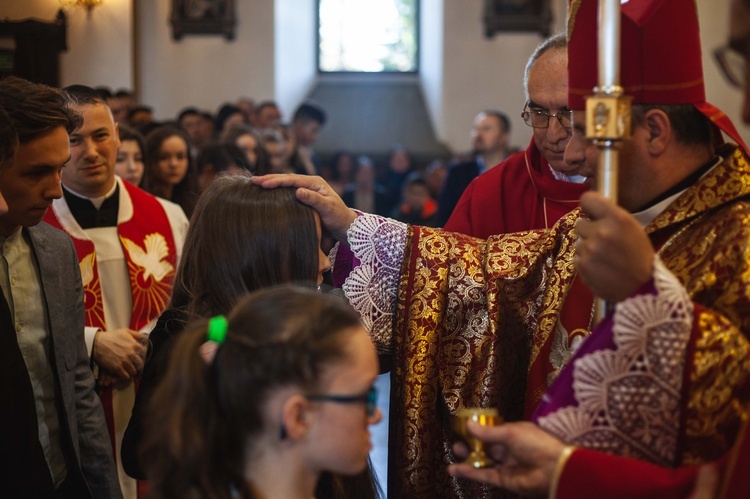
{"left": 567, "top": 0, "right": 748, "bottom": 152}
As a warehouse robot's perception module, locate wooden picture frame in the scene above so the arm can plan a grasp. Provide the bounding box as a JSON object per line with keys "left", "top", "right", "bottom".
{"left": 171, "top": 0, "right": 236, "bottom": 41}
{"left": 483, "top": 0, "right": 552, "bottom": 38}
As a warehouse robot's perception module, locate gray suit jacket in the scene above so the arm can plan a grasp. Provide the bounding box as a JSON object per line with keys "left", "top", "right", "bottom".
{"left": 27, "top": 222, "right": 122, "bottom": 499}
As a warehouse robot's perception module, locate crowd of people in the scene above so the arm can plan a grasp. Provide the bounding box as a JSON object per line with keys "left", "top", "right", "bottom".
{"left": 87, "top": 87, "right": 502, "bottom": 229}
{"left": 2, "top": 0, "right": 750, "bottom": 498}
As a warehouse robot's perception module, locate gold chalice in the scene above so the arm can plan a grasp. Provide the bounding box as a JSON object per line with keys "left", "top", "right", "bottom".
{"left": 451, "top": 407, "right": 501, "bottom": 468}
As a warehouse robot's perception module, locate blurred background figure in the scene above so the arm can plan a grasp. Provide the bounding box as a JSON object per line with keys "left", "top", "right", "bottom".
{"left": 195, "top": 142, "right": 252, "bottom": 191}
{"left": 214, "top": 103, "right": 245, "bottom": 136}
{"left": 143, "top": 125, "right": 197, "bottom": 217}
{"left": 115, "top": 124, "right": 146, "bottom": 186}
{"left": 393, "top": 174, "right": 438, "bottom": 227}
{"left": 289, "top": 102, "right": 327, "bottom": 175}
{"left": 342, "top": 155, "right": 392, "bottom": 216}
{"left": 254, "top": 100, "right": 282, "bottom": 129}
{"left": 220, "top": 123, "right": 266, "bottom": 174}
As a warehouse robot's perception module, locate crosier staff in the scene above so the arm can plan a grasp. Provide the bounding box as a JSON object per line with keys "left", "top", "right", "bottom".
{"left": 585, "top": 0, "right": 632, "bottom": 322}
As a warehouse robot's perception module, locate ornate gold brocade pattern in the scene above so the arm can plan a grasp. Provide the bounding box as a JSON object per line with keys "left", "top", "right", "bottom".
{"left": 650, "top": 147, "right": 750, "bottom": 338}
{"left": 391, "top": 215, "right": 580, "bottom": 498}
{"left": 682, "top": 312, "right": 750, "bottom": 465}
{"left": 388, "top": 146, "right": 750, "bottom": 497}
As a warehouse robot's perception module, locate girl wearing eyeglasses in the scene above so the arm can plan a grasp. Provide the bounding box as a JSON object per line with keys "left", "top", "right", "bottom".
{"left": 141, "top": 286, "right": 382, "bottom": 499}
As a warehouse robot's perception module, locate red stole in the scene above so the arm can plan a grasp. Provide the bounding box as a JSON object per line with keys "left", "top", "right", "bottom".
{"left": 445, "top": 139, "right": 587, "bottom": 238}
{"left": 44, "top": 182, "right": 177, "bottom": 465}
{"left": 44, "top": 181, "right": 177, "bottom": 332}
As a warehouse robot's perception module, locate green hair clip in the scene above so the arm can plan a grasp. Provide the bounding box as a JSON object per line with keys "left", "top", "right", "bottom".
{"left": 207, "top": 315, "right": 229, "bottom": 344}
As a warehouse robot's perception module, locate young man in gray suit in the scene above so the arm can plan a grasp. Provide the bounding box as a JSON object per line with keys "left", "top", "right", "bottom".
{"left": 0, "top": 77, "right": 121, "bottom": 499}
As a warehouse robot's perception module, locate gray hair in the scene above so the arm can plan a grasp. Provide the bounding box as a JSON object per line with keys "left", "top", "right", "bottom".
{"left": 523, "top": 31, "right": 567, "bottom": 100}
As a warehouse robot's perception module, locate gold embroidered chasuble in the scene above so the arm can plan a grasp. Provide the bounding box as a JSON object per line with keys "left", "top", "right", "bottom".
{"left": 384, "top": 145, "right": 750, "bottom": 498}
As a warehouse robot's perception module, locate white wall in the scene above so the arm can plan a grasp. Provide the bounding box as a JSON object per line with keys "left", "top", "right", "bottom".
{"left": 0, "top": 0, "right": 133, "bottom": 90}
{"left": 136, "top": 0, "right": 276, "bottom": 121}
{"left": 698, "top": 0, "right": 748, "bottom": 145}
{"left": 437, "top": 0, "right": 568, "bottom": 152}
{"left": 275, "top": 0, "right": 317, "bottom": 119}
{"left": 2, "top": 0, "right": 748, "bottom": 149}
{"left": 419, "top": 0, "right": 444, "bottom": 143}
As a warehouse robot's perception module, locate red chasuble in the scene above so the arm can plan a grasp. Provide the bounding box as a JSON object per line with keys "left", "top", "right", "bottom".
{"left": 387, "top": 145, "right": 750, "bottom": 497}
{"left": 444, "top": 139, "right": 587, "bottom": 238}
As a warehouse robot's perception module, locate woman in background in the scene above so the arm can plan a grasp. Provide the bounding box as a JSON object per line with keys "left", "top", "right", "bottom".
{"left": 195, "top": 142, "right": 252, "bottom": 192}
{"left": 143, "top": 125, "right": 198, "bottom": 217}
{"left": 141, "top": 286, "right": 381, "bottom": 499}
{"left": 220, "top": 124, "right": 269, "bottom": 175}
{"left": 115, "top": 124, "right": 146, "bottom": 186}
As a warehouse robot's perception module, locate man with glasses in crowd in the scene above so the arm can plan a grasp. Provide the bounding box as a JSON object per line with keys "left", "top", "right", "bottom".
{"left": 442, "top": 32, "right": 586, "bottom": 238}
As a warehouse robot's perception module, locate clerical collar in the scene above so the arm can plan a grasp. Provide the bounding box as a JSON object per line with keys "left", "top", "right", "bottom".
{"left": 631, "top": 155, "right": 722, "bottom": 227}
{"left": 63, "top": 182, "right": 120, "bottom": 229}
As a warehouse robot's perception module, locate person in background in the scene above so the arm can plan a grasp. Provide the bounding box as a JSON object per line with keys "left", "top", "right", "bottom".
{"left": 424, "top": 159, "right": 447, "bottom": 200}
{"left": 143, "top": 125, "right": 198, "bottom": 218}
{"left": 393, "top": 175, "right": 438, "bottom": 227}
{"left": 215, "top": 103, "right": 245, "bottom": 136}
{"left": 195, "top": 142, "right": 252, "bottom": 191}
{"left": 382, "top": 145, "right": 415, "bottom": 213}
{"left": 260, "top": 127, "right": 290, "bottom": 173}
{"left": 236, "top": 96, "right": 255, "bottom": 124}
{"left": 341, "top": 155, "right": 392, "bottom": 216}
{"left": 220, "top": 123, "right": 266, "bottom": 173}
{"left": 141, "top": 286, "right": 382, "bottom": 499}
{"left": 254, "top": 100, "right": 282, "bottom": 129}
{"left": 324, "top": 150, "right": 356, "bottom": 195}
{"left": 443, "top": 33, "right": 586, "bottom": 237}
{"left": 115, "top": 124, "right": 146, "bottom": 186}
{"left": 437, "top": 110, "right": 511, "bottom": 226}
{"left": 178, "top": 107, "right": 213, "bottom": 155}
{"left": 289, "top": 102, "right": 328, "bottom": 175}
{"left": 104, "top": 89, "right": 131, "bottom": 125}
{"left": 126, "top": 106, "right": 154, "bottom": 131}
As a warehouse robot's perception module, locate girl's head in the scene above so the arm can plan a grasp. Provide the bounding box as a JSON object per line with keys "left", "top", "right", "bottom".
{"left": 143, "top": 286, "right": 380, "bottom": 498}
{"left": 171, "top": 173, "right": 330, "bottom": 318}
{"left": 219, "top": 124, "right": 264, "bottom": 173}
{"left": 195, "top": 143, "right": 251, "bottom": 191}
{"left": 145, "top": 125, "right": 192, "bottom": 189}
{"left": 144, "top": 124, "right": 197, "bottom": 215}
{"left": 115, "top": 124, "right": 146, "bottom": 186}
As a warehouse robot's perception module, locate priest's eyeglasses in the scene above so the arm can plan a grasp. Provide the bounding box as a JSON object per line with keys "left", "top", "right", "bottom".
{"left": 308, "top": 385, "right": 378, "bottom": 416}
{"left": 521, "top": 104, "right": 573, "bottom": 129}
{"left": 714, "top": 45, "right": 746, "bottom": 89}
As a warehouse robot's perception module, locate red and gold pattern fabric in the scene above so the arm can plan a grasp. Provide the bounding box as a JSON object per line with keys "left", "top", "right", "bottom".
{"left": 381, "top": 146, "right": 750, "bottom": 498}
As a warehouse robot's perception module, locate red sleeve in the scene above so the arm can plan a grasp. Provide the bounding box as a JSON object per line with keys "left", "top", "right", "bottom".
{"left": 556, "top": 449, "right": 701, "bottom": 499}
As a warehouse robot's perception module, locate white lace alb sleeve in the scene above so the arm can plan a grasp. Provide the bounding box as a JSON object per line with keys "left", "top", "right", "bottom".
{"left": 342, "top": 214, "right": 407, "bottom": 352}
